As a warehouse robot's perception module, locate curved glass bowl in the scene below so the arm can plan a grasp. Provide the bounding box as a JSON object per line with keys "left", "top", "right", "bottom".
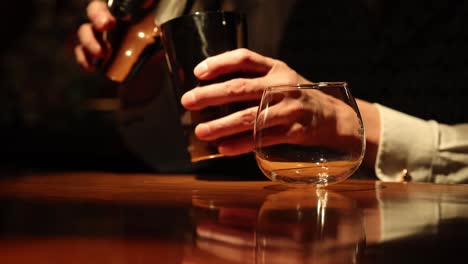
{"left": 253, "top": 82, "right": 365, "bottom": 187}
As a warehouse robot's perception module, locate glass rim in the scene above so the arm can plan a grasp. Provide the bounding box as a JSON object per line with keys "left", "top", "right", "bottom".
{"left": 267, "top": 82, "right": 348, "bottom": 90}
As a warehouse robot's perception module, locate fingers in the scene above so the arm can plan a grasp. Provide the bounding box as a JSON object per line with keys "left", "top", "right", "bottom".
{"left": 218, "top": 132, "right": 254, "bottom": 156}
{"left": 183, "top": 49, "right": 277, "bottom": 110}
{"left": 194, "top": 48, "right": 275, "bottom": 80}
{"left": 217, "top": 123, "right": 307, "bottom": 156}
{"left": 183, "top": 48, "right": 301, "bottom": 110}
{"left": 256, "top": 97, "right": 316, "bottom": 132}
{"left": 193, "top": 106, "right": 259, "bottom": 156}
{"left": 253, "top": 126, "right": 296, "bottom": 148}
{"left": 195, "top": 106, "right": 259, "bottom": 140}
{"left": 75, "top": 23, "right": 106, "bottom": 71}
{"left": 256, "top": 100, "right": 294, "bottom": 128}
{"left": 74, "top": 44, "right": 95, "bottom": 72}
{"left": 75, "top": 1, "right": 115, "bottom": 72}
{"left": 86, "top": 0, "right": 116, "bottom": 31}
{"left": 191, "top": 100, "right": 310, "bottom": 156}
{"left": 182, "top": 78, "right": 264, "bottom": 110}
{"left": 183, "top": 48, "right": 307, "bottom": 157}
{"left": 77, "top": 23, "right": 105, "bottom": 58}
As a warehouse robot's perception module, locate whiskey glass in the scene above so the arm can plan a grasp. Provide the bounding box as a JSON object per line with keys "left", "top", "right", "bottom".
{"left": 253, "top": 82, "right": 365, "bottom": 187}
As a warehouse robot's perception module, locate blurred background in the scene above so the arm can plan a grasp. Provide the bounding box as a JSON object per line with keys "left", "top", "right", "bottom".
{"left": 1, "top": 0, "right": 467, "bottom": 174}
{"left": 0, "top": 0, "right": 151, "bottom": 172}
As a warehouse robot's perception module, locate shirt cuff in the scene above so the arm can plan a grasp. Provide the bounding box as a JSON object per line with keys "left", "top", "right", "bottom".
{"left": 374, "top": 104, "right": 438, "bottom": 182}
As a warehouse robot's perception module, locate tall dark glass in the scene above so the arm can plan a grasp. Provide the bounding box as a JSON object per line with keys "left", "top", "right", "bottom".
{"left": 160, "top": 11, "right": 248, "bottom": 162}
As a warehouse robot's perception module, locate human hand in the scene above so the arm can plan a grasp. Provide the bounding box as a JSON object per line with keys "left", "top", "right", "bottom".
{"left": 74, "top": 1, "right": 116, "bottom": 72}
{"left": 255, "top": 85, "right": 365, "bottom": 157}
{"left": 180, "top": 48, "right": 309, "bottom": 156}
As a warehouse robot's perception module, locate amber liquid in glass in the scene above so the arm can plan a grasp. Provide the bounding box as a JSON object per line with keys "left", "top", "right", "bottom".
{"left": 255, "top": 144, "right": 362, "bottom": 186}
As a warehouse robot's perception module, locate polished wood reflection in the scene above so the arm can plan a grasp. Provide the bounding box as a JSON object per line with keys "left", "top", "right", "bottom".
{"left": 1, "top": 171, "right": 468, "bottom": 263}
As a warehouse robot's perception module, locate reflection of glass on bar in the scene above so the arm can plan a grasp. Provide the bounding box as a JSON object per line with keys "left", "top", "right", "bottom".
{"left": 256, "top": 189, "right": 366, "bottom": 263}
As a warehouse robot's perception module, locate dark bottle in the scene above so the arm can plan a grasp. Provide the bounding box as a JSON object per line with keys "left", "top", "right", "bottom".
{"left": 99, "top": 0, "right": 159, "bottom": 82}
{"left": 101, "top": 0, "right": 192, "bottom": 82}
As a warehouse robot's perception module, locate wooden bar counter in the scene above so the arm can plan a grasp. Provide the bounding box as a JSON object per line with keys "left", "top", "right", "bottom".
{"left": 1, "top": 171, "right": 468, "bottom": 263}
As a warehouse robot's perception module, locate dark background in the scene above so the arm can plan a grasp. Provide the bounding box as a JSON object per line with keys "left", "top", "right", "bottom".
{"left": 1, "top": 0, "right": 467, "bottom": 173}
{"left": 279, "top": 0, "right": 468, "bottom": 125}
{"left": 0, "top": 0, "right": 152, "bottom": 172}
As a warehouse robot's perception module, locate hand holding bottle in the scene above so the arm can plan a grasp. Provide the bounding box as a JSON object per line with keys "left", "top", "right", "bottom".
{"left": 75, "top": 1, "right": 116, "bottom": 72}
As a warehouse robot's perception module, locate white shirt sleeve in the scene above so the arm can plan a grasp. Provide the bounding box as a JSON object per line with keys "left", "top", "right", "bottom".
{"left": 374, "top": 104, "right": 468, "bottom": 183}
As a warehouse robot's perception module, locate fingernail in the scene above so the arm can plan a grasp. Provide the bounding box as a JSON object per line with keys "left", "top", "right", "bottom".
{"left": 194, "top": 61, "right": 208, "bottom": 77}
{"left": 196, "top": 123, "right": 211, "bottom": 138}
{"left": 181, "top": 91, "right": 196, "bottom": 107}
